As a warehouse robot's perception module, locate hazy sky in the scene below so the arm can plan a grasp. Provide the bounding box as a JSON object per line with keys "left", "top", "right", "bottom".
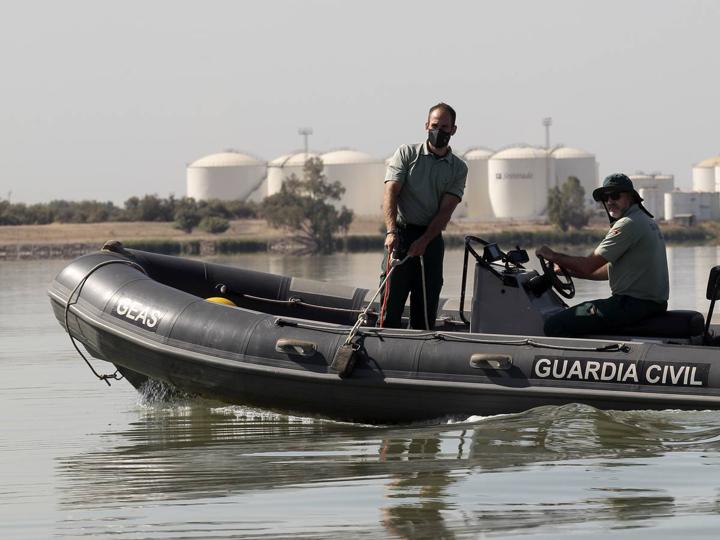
{"left": 2, "top": 0, "right": 718, "bottom": 204}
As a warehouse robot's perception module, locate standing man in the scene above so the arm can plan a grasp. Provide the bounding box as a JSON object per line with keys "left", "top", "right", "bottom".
{"left": 536, "top": 173, "right": 669, "bottom": 337}
{"left": 380, "top": 102, "right": 468, "bottom": 329}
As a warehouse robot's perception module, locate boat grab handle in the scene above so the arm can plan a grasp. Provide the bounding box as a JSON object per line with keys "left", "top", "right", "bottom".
{"left": 470, "top": 353, "right": 513, "bottom": 370}
{"left": 276, "top": 338, "right": 318, "bottom": 357}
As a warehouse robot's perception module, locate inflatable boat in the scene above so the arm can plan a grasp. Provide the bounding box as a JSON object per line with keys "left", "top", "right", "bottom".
{"left": 48, "top": 238, "right": 720, "bottom": 423}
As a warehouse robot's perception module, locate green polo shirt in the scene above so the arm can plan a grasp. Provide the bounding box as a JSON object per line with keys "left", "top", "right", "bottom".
{"left": 385, "top": 142, "right": 468, "bottom": 226}
{"left": 595, "top": 204, "right": 669, "bottom": 303}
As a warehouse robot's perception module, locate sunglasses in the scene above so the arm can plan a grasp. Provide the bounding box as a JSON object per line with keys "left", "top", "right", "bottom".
{"left": 600, "top": 192, "right": 624, "bottom": 203}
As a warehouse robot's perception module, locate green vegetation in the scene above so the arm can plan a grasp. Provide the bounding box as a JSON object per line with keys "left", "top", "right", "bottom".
{"left": 121, "top": 239, "right": 194, "bottom": 255}
{"left": 215, "top": 238, "right": 268, "bottom": 253}
{"left": 261, "top": 157, "right": 353, "bottom": 254}
{"left": 0, "top": 195, "right": 258, "bottom": 226}
{"left": 0, "top": 199, "right": 123, "bottom": 225}
{"left": 105, "top": 223, "right": 712, "bottom": 259}
{"left": 3, "top": 165, "right": 718, "bottom": 260}
{"left": 547, "top": 176, "right": 591, "bottom": 231}
{"left": 199, "top": 216, "right": 230, "bottom": 234}
{"left": 119, "top": 237, "right": 268, "bottom": 256}
{"left": 173, "top": 208, "right": 202, "bottom": 233}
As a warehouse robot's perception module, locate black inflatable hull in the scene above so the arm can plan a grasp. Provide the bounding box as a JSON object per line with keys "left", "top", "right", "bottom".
{"left": 48, "top": 248, "right": 720, "bottom": 423}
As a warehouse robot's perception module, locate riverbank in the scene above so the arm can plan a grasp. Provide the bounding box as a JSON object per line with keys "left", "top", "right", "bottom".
{"left": 0, "top": 218, "right": 715, "bottom": 260}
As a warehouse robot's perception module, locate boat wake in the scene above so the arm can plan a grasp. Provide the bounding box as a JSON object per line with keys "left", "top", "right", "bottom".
{"left": 136, "top": 378, "right": 195, "bottom": 407}
{"left": 451, "top": 403, "right": 720, "bottom": 458}
{"left": 130, "top": 383, "right": 720, "bottom": 453}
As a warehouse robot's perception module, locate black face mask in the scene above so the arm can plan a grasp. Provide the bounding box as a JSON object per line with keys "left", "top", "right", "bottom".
{"left": 427, "top": 128, "right": 452, "bottom": 149}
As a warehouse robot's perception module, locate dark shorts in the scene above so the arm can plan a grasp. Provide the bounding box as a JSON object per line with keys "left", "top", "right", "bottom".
{"left": 544, "top": 294, "right": 668, "bottom": 337}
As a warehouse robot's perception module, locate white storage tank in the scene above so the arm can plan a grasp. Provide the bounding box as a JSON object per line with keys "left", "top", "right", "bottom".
{"left": 462, "top": 147, "right": 494, "bottom": 220}
{"left": 699, "top": 192, "right": 720, "bottom": 220}
{"left": 638, "top": 188, "right": 662, "bottom": 220}
{"left": 488, "top": 146, "right": 553, "bottom": 219}
{"left": 665, "top": 191, "right": 720, "bottom": 221}
{"left": 320, "top": 149, "right": 386, "bottom": 216}
{"left": 665, "top": 191, "right": 693, "bottom": 221}
{"left": 551, "top": 146, "right": 597, "bottom": 208}
{"left": 267, "top": 151, "right": 320, "bottom": 196}
{"left": 186, "top": 151, "right": 266, "bottom": 201}
{"left": 654, "top": 174, "right": 675, "bottom": 192}
{"left": 653, "top": 175, "right": 674, "bottom": 220}
{"left": 629, "top": 174, "right": 655, "bottom": 190}
{"left": 629, "top": 172, "right": 674, "bottom": 220}
{"left": 692, "top": 156, "right": 720, "bottom": 192}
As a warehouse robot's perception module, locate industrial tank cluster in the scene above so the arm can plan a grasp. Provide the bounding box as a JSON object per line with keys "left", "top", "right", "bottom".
{"left": 186, "top": 148, "right": 720, "bottom": 223}
{"left": 692, "top": 156, "right": 720, "bottom": 192}
{"left": 627, "top": 155, "right": 720, "bottom": 222}
{"left": 628, "top": 172, "right": 675, "bottom": 220}
{"left": 480, "top": 145, "right": 598, "bottom": 220}
{"left": 187, "top": 149, "right": 386, "bottom": 216}
{"left": 660, "top": 154, "right": 720, "bottom": 221}
{"left": 186, "top": 152, "right": 267, "bottom": 203}
{"left": 187, "top": 144, "right": 599, "bottom": 220}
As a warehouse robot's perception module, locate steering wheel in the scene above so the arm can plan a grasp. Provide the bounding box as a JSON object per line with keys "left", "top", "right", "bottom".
{"left": 537, "top": 255, "right": 575, "bottom": 299}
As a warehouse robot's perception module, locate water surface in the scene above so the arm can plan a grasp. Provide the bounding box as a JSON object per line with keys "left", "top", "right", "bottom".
{"left": 3, "top": 246, "right": 720, "bottom": 538}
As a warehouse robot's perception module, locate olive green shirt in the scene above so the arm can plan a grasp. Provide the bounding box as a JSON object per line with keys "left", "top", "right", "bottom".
{"left": 595, "top": 204, "right": 669, "bottom": 303}
{"left": 385, "top": 142, "right": 467, "bottom": 226}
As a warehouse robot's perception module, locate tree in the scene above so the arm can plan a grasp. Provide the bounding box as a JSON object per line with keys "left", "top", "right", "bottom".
{"left": 123, "top": 194, "right": 175, "bottom": 221}
{"left": 223, "top": 199, "right": 258, "bottom": 219}
{"left": 199, "top": 216, "right": 230, "bottom": 234}
{"left": 547, "top": 176, "right": 591, "bottom": 231}
{"left": 261, "top": 157, "right": 354, "bottom": 254}
{"left": 173, "top": 208, "right": 201, "bottom": 233}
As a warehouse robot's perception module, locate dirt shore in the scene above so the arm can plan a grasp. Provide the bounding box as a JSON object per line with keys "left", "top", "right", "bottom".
{"left": 0, "top": 219, "right": 282, "bottom": 245}
{"left": 0, "top": 217, "right": 565, "bottom": 245}
{"left": 0, "top": 217, "right": 710, "bottom": 261}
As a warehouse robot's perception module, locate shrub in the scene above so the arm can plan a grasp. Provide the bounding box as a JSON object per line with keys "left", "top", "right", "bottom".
{"left": 198, "top": 216, "right": 230, "bottom": 234}
{"left": 173, "top": 208, "right": 201, "bottom": 233}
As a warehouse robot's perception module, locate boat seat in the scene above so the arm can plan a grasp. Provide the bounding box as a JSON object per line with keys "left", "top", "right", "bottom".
{"left": 602, "top": 309, "right": 705, "bottom": 339}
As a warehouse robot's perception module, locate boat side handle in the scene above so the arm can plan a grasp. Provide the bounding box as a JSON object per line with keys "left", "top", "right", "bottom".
{"left": 470, "top": 353, "right": 513, "bottom": 370}
{"left": 275, "top": 338, "right": 318, "bottom": 357}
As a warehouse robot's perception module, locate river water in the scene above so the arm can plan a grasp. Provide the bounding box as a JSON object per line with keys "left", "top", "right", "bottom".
{"left": 3, "top": 246, "right": 720, "bottom": 539}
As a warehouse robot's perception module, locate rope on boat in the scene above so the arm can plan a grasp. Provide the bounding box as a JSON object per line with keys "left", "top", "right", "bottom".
{"left": 64, "top": 259, "right": 147, "bottom": 386}
{"left": 329, "top": 256, "right": 412, "bottom": 377}
{"left": 275, "top": 318, "right": 630, "bottom": 353}
{"left": 430, "top": 332, "right": 630, "bottom": 352}
{"left": 343, "top": 256, "right": 410, "bottom": 346}
{"left": 240, "top": 293, "right": 377, "bottom": 316}
{"left": 420, "top": 255, "right": 430, "bottom": 331}
{"left": 223, "top": 254, "right": 429, "bottom": 328}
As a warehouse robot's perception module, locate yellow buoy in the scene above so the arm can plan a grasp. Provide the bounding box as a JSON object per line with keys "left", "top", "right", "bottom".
{"left": 205, "top": 297, "right": 237, "bottom": 307}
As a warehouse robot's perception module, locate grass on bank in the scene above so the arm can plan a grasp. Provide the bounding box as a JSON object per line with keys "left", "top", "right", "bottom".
{"left": 0, "top": 217, "right": 715, "bottom": 256}
{"left": 124, "top": 223, "right": 712, "bottom": 256}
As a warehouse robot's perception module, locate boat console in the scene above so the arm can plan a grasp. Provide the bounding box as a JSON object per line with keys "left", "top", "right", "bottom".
{"left": 460, "top": 236, "right": 566, "bottom": 336}
{"left": 459, "top": 236, "right": 718, "bottom": 344}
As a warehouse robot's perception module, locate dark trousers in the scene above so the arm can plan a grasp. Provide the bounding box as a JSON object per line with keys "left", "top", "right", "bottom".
{"left": 544, "top": 294, "right": 667, "bottom": 337}
{"left": 380, "top": 225, "right": 444, "bottom": 329}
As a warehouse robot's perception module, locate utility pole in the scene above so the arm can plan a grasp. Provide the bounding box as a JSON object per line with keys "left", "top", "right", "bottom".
{"left": 298, "top": 127, "right": 313, "bottom": 157}
{"left": 542, "top": 117, "right": 552, "bottom": 149}
{"left": 542, "top": 117, "right": 553, "bottom": 201}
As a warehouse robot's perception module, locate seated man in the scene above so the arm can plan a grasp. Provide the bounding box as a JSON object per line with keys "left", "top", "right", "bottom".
{"left": 536, "top": 173, "right": 669, "bottom": 337}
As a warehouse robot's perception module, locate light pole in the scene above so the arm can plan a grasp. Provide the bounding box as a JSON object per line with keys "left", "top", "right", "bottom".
{"left": 542, "top": 117, "right": 552, "bottom": 149}
{"left": 298, "top": 127, "right": 313, "bottom": 157}
{"left": 542, "top": 117, "right": 553, "bottom": 199}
